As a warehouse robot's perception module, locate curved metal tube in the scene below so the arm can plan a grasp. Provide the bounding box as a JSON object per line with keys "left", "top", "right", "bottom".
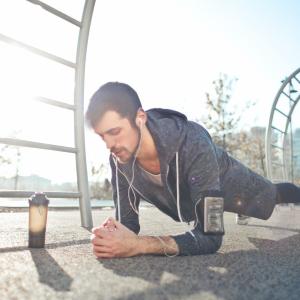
{"left": 266, "top": 68, "right": 300, "bottom": 181}
{"left": 74, "top": 0, "right": 96, "bottom": 228}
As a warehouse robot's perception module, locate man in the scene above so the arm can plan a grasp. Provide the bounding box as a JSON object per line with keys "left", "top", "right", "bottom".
{"left": 86, "top": 82, "right": 300, "bottom": 258}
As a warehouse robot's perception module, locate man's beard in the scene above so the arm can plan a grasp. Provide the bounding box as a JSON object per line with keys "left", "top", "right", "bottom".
{"left": 112, "top": 128, "right": 141, "bottom": 164}
{"left": 112, "top": 147, "right": 132, "bottom": 164}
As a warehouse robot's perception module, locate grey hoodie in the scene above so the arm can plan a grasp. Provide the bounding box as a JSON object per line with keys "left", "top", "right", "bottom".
{"left": 109, "top": 108, "right": 277, "bottom": 255}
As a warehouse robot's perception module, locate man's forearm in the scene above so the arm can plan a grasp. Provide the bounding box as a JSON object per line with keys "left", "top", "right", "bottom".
{"left": 137, "top": 235, "right": 179, "bottom": 256}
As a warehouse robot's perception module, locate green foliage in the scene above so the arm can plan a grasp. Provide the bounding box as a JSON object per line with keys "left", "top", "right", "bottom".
{"left": 204, "top": 73, "right": 240, "bottom": 152}
{"left": 89, "top": 163, "right": 112, "bottom": 200}
{"left": 0, "top": 144, "right": 12, "bottom": 165}
{"left": 202, "top": 73, "right": 266, "bottom": 175}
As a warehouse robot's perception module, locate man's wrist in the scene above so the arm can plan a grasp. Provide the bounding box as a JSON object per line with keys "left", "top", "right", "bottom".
{"left": 136, "top": 235, "right": 179, "bottom": 256}
{"left": 136, "top": 236, "right": 147, "bottom": 255}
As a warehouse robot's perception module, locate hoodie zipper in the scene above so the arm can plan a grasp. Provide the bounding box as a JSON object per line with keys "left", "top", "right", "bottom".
{"left": 165, "top": 164, "right": 186, "bottom": 222}
{"left": 166, "top": 165, "right": 176, "bottom": 202}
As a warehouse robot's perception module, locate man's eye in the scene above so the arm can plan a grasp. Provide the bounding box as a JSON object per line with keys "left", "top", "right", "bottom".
{"left": 110, "top": 129, "right": 120, "bottom": 135}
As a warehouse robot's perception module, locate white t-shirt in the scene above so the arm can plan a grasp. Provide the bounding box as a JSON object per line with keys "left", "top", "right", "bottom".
{"left": 138, "top": 165, "right": 163, "bottom": 187}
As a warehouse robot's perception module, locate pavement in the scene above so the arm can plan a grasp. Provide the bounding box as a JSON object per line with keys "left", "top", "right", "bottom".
{"left": 0, "top": 205, "right": 300, "bottom": 300}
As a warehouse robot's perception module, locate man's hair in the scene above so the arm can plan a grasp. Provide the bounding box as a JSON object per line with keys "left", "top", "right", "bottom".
{"left": 86, "top": 82, "right": 142, "bottom": 128}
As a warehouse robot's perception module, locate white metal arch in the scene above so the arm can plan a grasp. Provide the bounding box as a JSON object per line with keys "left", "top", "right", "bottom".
{"left": 0, "top": 0, "right": 96, "bottom": 228}
{"left": 266, "top": 67, "right": 300, "bottom": 182}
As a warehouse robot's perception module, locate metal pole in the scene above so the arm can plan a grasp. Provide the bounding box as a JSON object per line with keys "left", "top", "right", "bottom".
{"left": 74, "top": 0, "right": 96, "bottom": 228}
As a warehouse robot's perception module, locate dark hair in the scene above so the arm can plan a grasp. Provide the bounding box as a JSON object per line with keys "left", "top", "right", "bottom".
{"left": 85, "top": 82, "right": 142, "bottom": 128}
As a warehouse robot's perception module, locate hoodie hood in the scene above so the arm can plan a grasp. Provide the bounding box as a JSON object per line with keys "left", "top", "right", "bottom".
{"left": 146, "top": 108, "right": 188, "bottom": 165}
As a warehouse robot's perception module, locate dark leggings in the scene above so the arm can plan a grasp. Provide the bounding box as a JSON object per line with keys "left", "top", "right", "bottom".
{"left": 275, "top": 182, "right": 300, "bottom": 204}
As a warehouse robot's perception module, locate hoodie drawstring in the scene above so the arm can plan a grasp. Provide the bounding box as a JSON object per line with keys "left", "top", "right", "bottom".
{"left": 114, "top": 157, "right": 121, "bottom": 223}
{"left": 114, "top": 151, "right": 184, "bottom": 225}
{"left": 176, "top": 151, "right": 184, "bottom": 223}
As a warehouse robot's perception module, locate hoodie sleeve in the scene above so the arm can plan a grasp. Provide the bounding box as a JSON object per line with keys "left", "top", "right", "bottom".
{"left": 172, "top": 126, "right": 223, "bottom": 255}
{"left": 110, "top": 156, "right": 140, "bottom": 234}
{"left": 172, "top": 223, "right": 223, "bottom": 255}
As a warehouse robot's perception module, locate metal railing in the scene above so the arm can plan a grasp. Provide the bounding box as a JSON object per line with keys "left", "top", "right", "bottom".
{"left": 0, "top": 0, "right": 96, "bottom": 228}
{"left": 266, "top": 68, "right": 300, "bottom": 183}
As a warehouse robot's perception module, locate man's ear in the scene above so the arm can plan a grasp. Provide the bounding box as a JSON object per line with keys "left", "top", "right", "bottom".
{"left": 135, "top": 108, "right": 147, "bottom": 128}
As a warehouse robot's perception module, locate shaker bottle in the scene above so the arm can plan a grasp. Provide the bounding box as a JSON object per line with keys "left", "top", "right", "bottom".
{"left": 28, "top": 192, "right": 49, "bottom": 248}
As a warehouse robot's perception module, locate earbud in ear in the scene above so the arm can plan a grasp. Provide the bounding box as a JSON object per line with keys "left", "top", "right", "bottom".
{"left": 136, "top": 118, "right": 143, "bottom": 128}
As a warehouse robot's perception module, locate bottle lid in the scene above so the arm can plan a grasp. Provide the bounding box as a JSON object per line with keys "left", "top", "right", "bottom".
{"left": 28, "top": 192, "right": 49, "bottom": 205}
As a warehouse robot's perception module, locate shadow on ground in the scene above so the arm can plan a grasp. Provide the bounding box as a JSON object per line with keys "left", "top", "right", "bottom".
{"left": 30, "top": 249, "right": 73, "bottom": 291}
{"left": 0, "top": 239, "right": 90, "bottom": 291}
{"left": 0, "top": 239, "right": 90, "bottom": 254}
{"left": 99, "top": 230, "right": 300, "bottom": 300}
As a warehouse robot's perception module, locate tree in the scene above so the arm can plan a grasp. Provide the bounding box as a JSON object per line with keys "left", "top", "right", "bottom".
{"left": 0, "top": 144, "right": 22, "bottom": 190}
{"left": 203, "top": 73, "right": 240, "bottom": 153}
{"left": 14, "top": 147, "right": 21, "bottom": 190}
{"left": 250, "top": 126, "right": 267, "bottom": 176}
{"left": 0, "top": 130, "right": 22, "bottom": 190}
{"left": 201, "top": 73, "right": 268, "bottom": 176}
{"left": 0, "top": 144, "right": 12, "bottom": 165}
{"left": 230, "top": 127, "right": 267, "bottom": 177}
{"left": 89, "top": 163, "right": 112, "bottom": 199}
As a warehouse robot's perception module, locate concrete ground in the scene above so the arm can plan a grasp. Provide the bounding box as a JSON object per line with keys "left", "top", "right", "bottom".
{"left": 0, "top": 205, "right": 300, "bottom": 300}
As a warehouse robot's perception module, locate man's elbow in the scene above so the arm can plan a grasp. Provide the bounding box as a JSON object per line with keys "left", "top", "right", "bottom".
{"left": 207, "top": 235, "right": 223, "bottom": 254}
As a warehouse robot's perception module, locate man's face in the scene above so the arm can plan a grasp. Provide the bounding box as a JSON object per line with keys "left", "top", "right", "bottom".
{"left": 94, "top": 110, "right": 139, "bottom": 163}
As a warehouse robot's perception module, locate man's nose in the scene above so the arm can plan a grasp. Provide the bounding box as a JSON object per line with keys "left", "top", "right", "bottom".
{"left": 104, "top": 137, "right": 115, "bottom": 150}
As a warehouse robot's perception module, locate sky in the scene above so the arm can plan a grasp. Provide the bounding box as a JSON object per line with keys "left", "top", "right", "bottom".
{"left": 0, "top": 0, "right": 299, "bottom": 183}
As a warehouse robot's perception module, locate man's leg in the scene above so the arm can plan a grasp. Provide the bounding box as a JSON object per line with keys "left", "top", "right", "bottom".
{"left": 236, "top": 182, "right": 300, "bottom": 225}
{"left": 275, "top": 183, "right": 300, "bottom": 204}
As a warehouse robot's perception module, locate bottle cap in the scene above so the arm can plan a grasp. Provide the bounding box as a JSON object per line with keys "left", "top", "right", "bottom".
{"left": 28, "top": 192, "right": 49, "bottom": 206}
